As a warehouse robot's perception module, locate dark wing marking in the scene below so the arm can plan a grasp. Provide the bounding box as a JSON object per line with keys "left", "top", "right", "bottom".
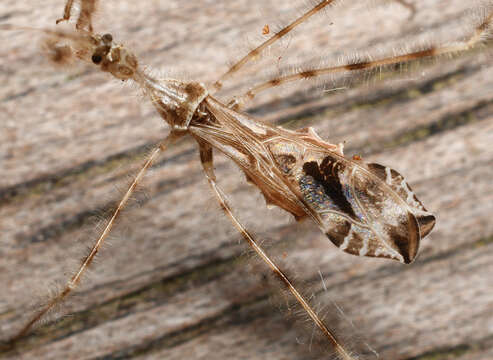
{"left": 296, "top": 150, "right": 435, "bottom": 264}
{"left": 302, "top": 159, "right": 357, "bottom": 219}
{"left": 193, "top": 99, "right": 435, "bottom": 263}
{"left": 366, "top": 163, "right": 436, "bottom": 238}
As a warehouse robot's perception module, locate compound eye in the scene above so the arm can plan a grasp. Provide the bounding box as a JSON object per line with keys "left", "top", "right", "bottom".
{"left": 102, "top": 33, "right": 113, "bottom": 43}
{"left": 91, "top": 54, "right": 103, "bottom": 64}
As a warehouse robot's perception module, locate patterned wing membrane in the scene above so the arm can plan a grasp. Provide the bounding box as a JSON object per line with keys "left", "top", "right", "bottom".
{"left": 365, "top": 163, "right": 436, "bottom": 238}
{"left": 298, "top": 152, "right": 435, "bottom": 264}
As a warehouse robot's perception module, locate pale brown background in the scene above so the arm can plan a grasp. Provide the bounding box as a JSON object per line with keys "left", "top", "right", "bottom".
{"left": 1, "top": 1, "right": 492, "bottom": 359}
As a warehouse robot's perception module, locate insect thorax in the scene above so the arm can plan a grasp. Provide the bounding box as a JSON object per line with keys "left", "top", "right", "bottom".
{"left": 144, "top": 78, "right": 208, "bottom": 131}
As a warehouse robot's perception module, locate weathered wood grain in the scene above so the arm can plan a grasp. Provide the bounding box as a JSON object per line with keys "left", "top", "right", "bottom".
{"left": 1, "top": 1, "right": 492, "bottom": 359}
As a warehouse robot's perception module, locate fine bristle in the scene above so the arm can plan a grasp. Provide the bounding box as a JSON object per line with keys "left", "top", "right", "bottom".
{"left": 226, "top": 4, "right": 493, "bottom": 110}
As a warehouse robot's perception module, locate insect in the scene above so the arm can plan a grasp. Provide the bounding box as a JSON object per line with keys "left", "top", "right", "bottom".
{"left": 1, "top": 0, "right": 492, "bottom": 359}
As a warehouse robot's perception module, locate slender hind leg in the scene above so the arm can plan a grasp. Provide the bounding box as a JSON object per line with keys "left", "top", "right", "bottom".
{"left": 198, "top": 143, "right": 356, "bottom": 360}
{"left": 212, "top": 0, "right": 338, "bottom": 93}
{"left": 227, "top": 8, "right": 493, "bottom": 110}
{"left": 213, "top": 0, "right": 417, "bottom": 94}
{"left": 7, "top": 133, "right": 178, "bottom": 346}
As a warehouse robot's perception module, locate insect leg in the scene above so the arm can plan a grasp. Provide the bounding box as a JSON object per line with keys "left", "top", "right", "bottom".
{"left": 227, "top": 7, "right": 493, "bottom": 110}
{"left": 7, "top": 133, "right": 178, "bottom": 345}
{"left": 212, "top": 0, "right": 338, "bottom": 93}
{"left": 56, "top": 0, "right": 75, "bottom": 25}
{"left": 56, "top": 0, "right": 98, "bottom": 32}
{"left": 198, "top": 143, "right": 356, "bottom": 360}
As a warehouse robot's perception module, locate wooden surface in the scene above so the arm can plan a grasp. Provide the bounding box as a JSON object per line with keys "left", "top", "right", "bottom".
{"left": 1, "top": 1, "right": 492, "bottom": 359}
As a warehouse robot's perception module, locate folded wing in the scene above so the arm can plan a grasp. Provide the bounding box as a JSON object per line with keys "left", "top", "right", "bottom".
{"left": 297, "top": 151, "right": 435, "bottom": 263}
